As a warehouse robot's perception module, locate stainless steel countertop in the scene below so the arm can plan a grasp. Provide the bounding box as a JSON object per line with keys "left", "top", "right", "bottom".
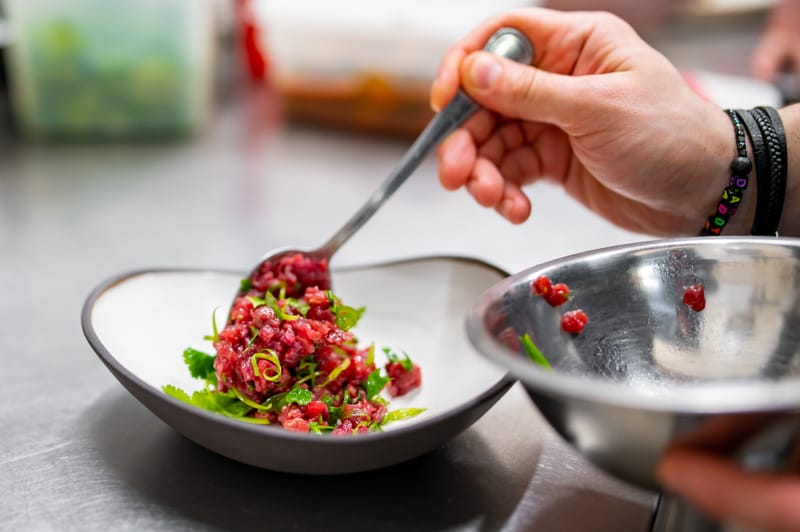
{"left": 0, "top": 14, "right": 773, "bottom": 530}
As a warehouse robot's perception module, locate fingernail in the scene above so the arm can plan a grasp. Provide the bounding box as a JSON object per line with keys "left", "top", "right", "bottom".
{"left": 430, "top": 79, "right": 442, "bottom": 112}
{"left": 471, "top": 55, "right": 501, "bottom": 90}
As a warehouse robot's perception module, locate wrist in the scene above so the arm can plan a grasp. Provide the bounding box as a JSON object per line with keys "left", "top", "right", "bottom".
{"left": 694, "top": 108, "right": 757, "bottom": 235}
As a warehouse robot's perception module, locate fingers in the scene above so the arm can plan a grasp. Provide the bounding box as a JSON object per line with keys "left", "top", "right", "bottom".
{"left": 659, "top": 449, "right": 800, "bottom": 532}
{"left": 437, "top": 110, "right": 497, "bottom": 190}
{"left": 430, "top": 8, "right": 638, "bottom": 116}
{"left": 496, "top": 180, "right": 532, "bottom": 224}
{"left": 459, "top": 52, "right": 596, "bottom": 128}
{"left": 438, "top": 129, "right": 476, "bottom": 191}
{"left": 438, "top": 132, "right": 533, "bottom": 224}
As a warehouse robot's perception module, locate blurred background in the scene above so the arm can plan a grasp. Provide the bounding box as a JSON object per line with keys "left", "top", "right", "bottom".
{"left": 0, "top": 0, "right": 793, "bottom": 143}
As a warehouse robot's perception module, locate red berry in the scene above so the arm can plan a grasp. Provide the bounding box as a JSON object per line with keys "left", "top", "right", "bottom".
{"left": 532, "top": 275, "right": 552, "bottom": 296}
{"left": 683, "top": 283, "right": 706, "bottom": 312}
{"left": 545, "top": 283, "right": 570, "bottom": 307}
{"left": 561, "top": 309, "right": 589, "bottom": 334}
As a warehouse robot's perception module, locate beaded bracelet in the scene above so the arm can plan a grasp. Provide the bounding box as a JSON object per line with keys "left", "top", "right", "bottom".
{"left": 750, "top": 106, "right": 787, "bottom": 236}
{"left": 700, "top": 109, "right": 752, "bottom": 236}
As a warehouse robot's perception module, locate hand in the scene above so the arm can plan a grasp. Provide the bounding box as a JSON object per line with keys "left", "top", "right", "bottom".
{"left": 752, "top": 0, "right": 800, "bottom": 84}
{"left": 659, "top": 447, "right": 800, "bottom": 532}
{"left": 430, "top": 8, "right": 744, "bottom": 236}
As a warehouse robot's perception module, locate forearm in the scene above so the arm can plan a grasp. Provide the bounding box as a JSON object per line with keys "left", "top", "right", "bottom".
{"left": 777, "top": 103, "right": 800, "bottom": 236}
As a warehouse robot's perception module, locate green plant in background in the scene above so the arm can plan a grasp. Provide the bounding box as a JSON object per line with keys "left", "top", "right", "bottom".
{"left": 8, "top": 0, "right": 212, "bottom": 138}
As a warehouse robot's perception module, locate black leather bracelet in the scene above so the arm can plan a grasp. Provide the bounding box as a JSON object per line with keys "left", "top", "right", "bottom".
{"left": 736, "top": 109, "right": 771, "bottom": 235}
{"left": 752, "top": 106, "right": 787, "bottom": 236}
{"left": 700, "top": 109, "right": 752, "bottom": 236}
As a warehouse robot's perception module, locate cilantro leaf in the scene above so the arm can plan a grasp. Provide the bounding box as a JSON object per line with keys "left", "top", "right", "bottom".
{"left": 161, "top": 385, "right": 267, "bottom": 424}
{"left": 325, "top": 290, "right": 365, "bottom": 331}
{"left": 163, "top": 384, "right": 192, "bottom": 404}
{"left": 335, "top": 305, "right": 365, "bottom": 331}
{"left": 183, "top": 347, "right": 217, "bottom": 383}
{"left": 282, "top": 386, "right": 313, "bottom": 408}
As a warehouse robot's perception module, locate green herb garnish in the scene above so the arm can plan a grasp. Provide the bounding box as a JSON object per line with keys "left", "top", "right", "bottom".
{"left": 363, "top": 368, "right": 390, "bottom": 400}
{"left": 321, "top": 357, "right": 351, "bottom": 387}
{"left": 383, "top": 347, "right": 414, "bottom": 371}
{"left": 248, "top": 291, "right": 299, "bottom": 321}
{"left": 183, "top": 347, "right": 217, "bottom": 385}
{"left": 326, "top": 290, "right": 365, "bottom": 331}
{"left": 519, "top": 333, "right": 551, "bottom": 369}
{"left": 163, "top": 385, "right": 268, "bottom": 424}
{"left": 202, "top": 308, "right": 221, "bottom": 343}
{"left": 239, "top": 278, "right": 253, "bottom": 292}
{"left": 381, "top": 408, "right": 426, "bottom": 426}
{"left": 250, "top": 350, "right": 282, "bottom": 382}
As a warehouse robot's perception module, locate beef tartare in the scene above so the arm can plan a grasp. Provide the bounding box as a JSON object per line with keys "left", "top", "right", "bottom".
{"left": 164, "top": 253, "right": 424, "bottom": 435}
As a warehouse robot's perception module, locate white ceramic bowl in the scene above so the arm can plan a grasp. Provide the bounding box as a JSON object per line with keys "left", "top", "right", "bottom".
{"left": 82, "top": 256, "right": 512, "bottom": 474}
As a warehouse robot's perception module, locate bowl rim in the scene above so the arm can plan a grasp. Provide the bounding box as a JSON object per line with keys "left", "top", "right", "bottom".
{"left": 81, "top": 255, "right": 515, "bottom": 447}
{"left": 467, "top": 236, "right": 800, "bottom": 414}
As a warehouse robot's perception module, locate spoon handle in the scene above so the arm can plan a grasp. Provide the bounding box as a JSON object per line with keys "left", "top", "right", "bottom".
{"left": 318, "top": 28, "right": 534, "bottom": 257}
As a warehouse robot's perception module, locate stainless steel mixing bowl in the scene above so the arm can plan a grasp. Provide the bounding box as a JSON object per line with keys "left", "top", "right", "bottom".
{"left": 467, "top": 237, "right": 800, "bottom": 491}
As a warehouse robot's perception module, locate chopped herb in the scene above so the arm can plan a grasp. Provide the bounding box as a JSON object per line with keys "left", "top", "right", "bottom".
{"left": 267, "top": 280, "right": 287, "bottom": 294}
{"left": 381, "top": 408, "right": 426, "bottom": 426}
{"left": 162, "top": 385, "right": 268, "bottom": 424}
{"left": 250, "top": 350, "right": 282, "bottom": 382}
{"left": 285, "top": 297, "right": 310, "bottom": 317}
{"left": 519, "top": 333, "right": 552, "bottom": 369}
{"left": 321, "top": 358, "right": 350, "bottom": 386}
{"left": 383, "top": 347, "right": 414, "bottom": 371}
{"left": 296, "top": 356, "right": 318, "bottom": 386}
{"left": 248, "top": 325, "right": 260, "bottom": 347}
{"left": 202, "top": 307, "right": 221, "bottom": 343}
{"left": 326, "top": 290, "right": 365, "bottom": 331}
{"left": 365, "top": 342, "right": 376, "bottom": 366}
{"left": 309, "top": 421, "right": 335, "bottom": 434}
{"left": 328, "top": 405, "right": 344, "bottom": 426}
{"left": 363, "top": 369, "right": 390, "bottom": 400}
{"left": 282, "top": 385, "right": 313, "bottom": 407}
{"left": 248, "top": 291, "right": 300, "bottom": 321}
{"left": 239, "top": 278, "right": 253, "bottom": 292}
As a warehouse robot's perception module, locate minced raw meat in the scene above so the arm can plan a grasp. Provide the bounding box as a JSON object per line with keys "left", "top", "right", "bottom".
{"left": 212, "top": 253, "right": 422, "bottom": 434}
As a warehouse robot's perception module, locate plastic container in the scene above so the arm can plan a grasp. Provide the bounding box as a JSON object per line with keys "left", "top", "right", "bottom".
{"left": 4, "top": 0, "right": 216, "bottom": 139}
{"left": 251, "top": 0, "right": 533, "bottom": 138}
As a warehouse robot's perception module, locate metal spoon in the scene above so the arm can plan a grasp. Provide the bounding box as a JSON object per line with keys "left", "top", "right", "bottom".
{"left": 238, "top": 28, "right": 534, "bottom": 297}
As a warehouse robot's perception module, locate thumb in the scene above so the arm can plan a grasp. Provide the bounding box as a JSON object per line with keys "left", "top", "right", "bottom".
{"left": 460, "top": 51, "right": 591, "bottom": 128}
